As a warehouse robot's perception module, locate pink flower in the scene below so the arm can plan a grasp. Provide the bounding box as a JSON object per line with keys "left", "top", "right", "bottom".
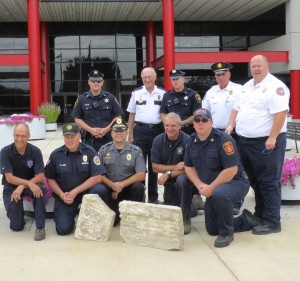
{"left": 280, "top": 157, "right": 300, "bottom": 188}
{"left": 0, "top": 113, "right": 45, "bottom": 126}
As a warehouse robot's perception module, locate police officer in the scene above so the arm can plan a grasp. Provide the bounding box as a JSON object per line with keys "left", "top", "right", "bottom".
{"left": 72, "top": 70, "right": 123, "bottom": 151}
{"left": 226, "top": 55, "right": 290, "bottom": 235}
{"left": 185, "top": 108, "right": 251, "bottom": 248}
{"left": 151, "top": 112, "right": 198, "bottom": 234}
{"left": 127, "top": 67, "right": 165, "bottom": 204}
{"left": 1, "top": 123, "right": 46, "bottom": 241}
{"left": 98, "top": 119, "right": 146, "bottom": 225}
{"left": 45, "top": 123, "right": 107, "bottom": 235}
{"left": 202, "top": 62, "right": 244, "bottom": 215}
{"left": 160, "top": 69, "right": 202, "bottom": 135}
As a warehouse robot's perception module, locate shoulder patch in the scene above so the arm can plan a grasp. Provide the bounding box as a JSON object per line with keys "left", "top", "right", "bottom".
{"left": 276, "top": 87, "right": 285, "bottom": 96}
{"left": 74, "top": 98, "right": 79, "bottom": 108}
{"left": 93, "top": 155, "right": 101, "bottom": 165}
{"left": 195, "top": 93, "right": 202, "bottom": 103}
{"left": 222, "top": 141, "right": 235, "bottom": 155}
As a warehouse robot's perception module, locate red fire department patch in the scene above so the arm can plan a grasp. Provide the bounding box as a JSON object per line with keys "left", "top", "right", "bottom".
{"left": 276, "top": 87, "right": 285, "bottom": 96}
{"left": 222, "top": 141, "right": 235, "bottom": 155}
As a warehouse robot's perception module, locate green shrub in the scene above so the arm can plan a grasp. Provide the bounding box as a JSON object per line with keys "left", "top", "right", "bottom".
{"left": 37, "top": 102, "right": 61, "bottom": 124}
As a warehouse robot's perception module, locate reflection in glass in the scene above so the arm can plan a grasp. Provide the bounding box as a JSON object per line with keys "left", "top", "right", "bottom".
{"left": 117, "top": 62, "right": 138, "bottom": 80}
{"left": 80, "top": 36, "right": 115, "bottom": 48}
{"left": 116, "top": 35, "right": 136, "bottom": 48}
{"left": 52, "top": 49, "right": 80, "bottom": 63}
{"left": 81, "top": 49, "right": 115, "bottom": 61}
{"left": 54, "top": 36, "right": 79, "bottom": 49}
{"left": 117, "top": 49, "right": 140, "bottom": 62}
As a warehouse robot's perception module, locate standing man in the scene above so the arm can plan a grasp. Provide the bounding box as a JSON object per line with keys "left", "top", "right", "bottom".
{"left": 127, "top": 67, "right": 165, "bottom": 204}
{"left": 45, "top": 123, "right": 107, "bottom": 235}
{"left": 151, "top": 113, "right": 197, "bottom": 234}
{"left": 1, "top": 123, "right": 46, "bottom": 241}
{"left": 184, "top": 108, "right": 251, "bottom": 248}
{"left": 160, "top": 69, "right": 202, "bottom": 135}
{"left": 160, "top": 69, "right": 203, "bottom": 210}
{"left": 226, "top": 55, "right": 290, "bottom": 235}
{"left": 202, "top": 62, "right": 244, "bottom": 214}
{"left": 72, "top": 70, "right": 123, "bottom": 151}
{"left": 98, "top": 119, "right": 146, "bottom": 225}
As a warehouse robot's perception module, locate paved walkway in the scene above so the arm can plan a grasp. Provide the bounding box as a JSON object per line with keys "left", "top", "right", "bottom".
{"left": 1, "top": 128, "right": 300, "bottom": 281}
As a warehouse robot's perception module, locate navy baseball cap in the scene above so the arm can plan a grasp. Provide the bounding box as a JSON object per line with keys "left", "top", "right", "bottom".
{"left": 62, "top": 123, "right": 80, "bottom": 136}
{"left": 193, "top": 108, "right": 212, "bottom": 121}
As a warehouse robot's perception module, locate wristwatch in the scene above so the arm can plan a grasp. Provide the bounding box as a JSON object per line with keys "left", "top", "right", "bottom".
{"left": 166, "top": 170, "right": 172, "bottom": 178}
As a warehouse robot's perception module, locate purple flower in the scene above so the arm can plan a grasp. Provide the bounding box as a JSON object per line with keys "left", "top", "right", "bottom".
{"left": 24, "top": 178, "right": 53, "bottom": 203}
{"left": 0, "top": 113, "right": 45, "bottom": 126}
{"left": 280, "top": 157, "right": 300, "bottom": 188}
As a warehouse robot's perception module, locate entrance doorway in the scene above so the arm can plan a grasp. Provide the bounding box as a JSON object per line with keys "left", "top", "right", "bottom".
{"left": 52, "top": 92, "right": 78, "bottom": 123}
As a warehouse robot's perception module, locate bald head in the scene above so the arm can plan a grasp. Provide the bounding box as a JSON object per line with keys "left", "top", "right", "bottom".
{"left": 250, "top": 55, "right": 269, "bottom": 84}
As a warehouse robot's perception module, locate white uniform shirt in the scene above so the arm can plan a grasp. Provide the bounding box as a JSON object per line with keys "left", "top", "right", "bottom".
{"left": 202, "top": 81, "right": 243, "bottom": 129}
{"left": 127, "top": 85, "right": 165, "bottom": 124}
{"left": 233, "top": 73, "right": 290, "bottom": 138}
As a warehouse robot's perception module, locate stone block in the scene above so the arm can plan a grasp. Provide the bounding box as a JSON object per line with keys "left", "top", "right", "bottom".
{"left": 119, "top": 201, "right": 184, "bottom": 250}
{"left": 74, "top": 194, "right": 115, "bottom": 241}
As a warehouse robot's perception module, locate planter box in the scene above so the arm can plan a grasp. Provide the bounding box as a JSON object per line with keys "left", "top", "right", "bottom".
{"left": 27, "top": 117, "right": 46, "bottom": 140}
{"left": 0, "top": 124, "right": 14, "bottom": 151}
{"left": 281, "top": 177, "right": 300, "bottom": 204}
{"left": 45, "top": 123, "right": 57, "bottom": 131}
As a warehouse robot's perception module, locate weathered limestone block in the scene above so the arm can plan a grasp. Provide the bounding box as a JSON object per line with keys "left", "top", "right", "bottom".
{"left": 119, "top": 201, "right": 184, "bottom": 250}
{"left": 75, "top": 194, "right": 115, "bottom": 241}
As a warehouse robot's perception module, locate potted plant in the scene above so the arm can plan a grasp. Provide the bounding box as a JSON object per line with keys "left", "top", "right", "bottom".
{"left": 37, "top": 102, "right": 61, "bottom": 131}
{"left": 280, "top": 157, "right": 300, "bottom": 201}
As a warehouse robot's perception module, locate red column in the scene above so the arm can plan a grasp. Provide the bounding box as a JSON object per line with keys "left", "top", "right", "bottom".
{"left": 162, "top": 0, "right": 175, "bottom": 91}
{"left": 290, "top": 70, "right": 300, "bottom": 118}
{"left": 40, "top": 22, "right": 50, "bottom": 103}
{"left": 146, "top": 21, "right": 157, "bottom": 66}
{"left": 28, "top": 0, "right": 42, "bottom": 114}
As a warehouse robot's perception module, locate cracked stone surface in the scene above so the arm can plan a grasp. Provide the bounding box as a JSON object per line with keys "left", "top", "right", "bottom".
{"left": 119, "top": 201, "right": 184, "bottom": 250}
{"left": 75, "top": 194, "right": 115, "bottom": 241}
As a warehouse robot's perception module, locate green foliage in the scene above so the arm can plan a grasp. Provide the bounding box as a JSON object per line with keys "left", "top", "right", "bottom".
{"left": 37, "top": 102, "right": 61, "bottom": 124}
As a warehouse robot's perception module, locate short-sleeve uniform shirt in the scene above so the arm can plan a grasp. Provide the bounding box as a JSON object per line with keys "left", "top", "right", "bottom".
{"left": 127, "top": 85, "right": 165, "bottom": 124}
{"left": 184, "top": 129, "right": 243, "bottom": 184}
{"left": 233, "top": 73, "right": 290, "bottom": 137}
{"left": 1, "top": 143, "right": 45, "bottom": 191}
{"left": 72, "top": 90, "right": 123, "bottom": 128}
{"left": 45, "top": 143, "right": 106, "bottom": 193}
{"left": 160, "top": 87, "right": 201, "bottom": 121}
{"left": 98, "top": 141, "right": 146, "bottom": 182}
{"left": 202, "top": 81, "right": 243, "bottom": 129}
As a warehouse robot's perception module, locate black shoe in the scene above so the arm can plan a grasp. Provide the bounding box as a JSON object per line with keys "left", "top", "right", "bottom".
{"left": 148, "top": 199, "right": 163, "bottom": 205}
{"left": 243, "top": 209, "right": 262, "bottom": 228}
{"left": 214, "top": 234, "right": 234, "bottom": 248}
{"left": 183, "top": 214, "right": 191, "bottom": 235}
{"left": 252, "top": 224, "right": 281, "bottom": 235}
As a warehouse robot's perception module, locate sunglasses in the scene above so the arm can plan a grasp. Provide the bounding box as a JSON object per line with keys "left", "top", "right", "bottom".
{"left": 194, "top": 118, "right": 209, "bottom": 123}
{"left": 90, "top": 79, "right": 102, "bottom": 83}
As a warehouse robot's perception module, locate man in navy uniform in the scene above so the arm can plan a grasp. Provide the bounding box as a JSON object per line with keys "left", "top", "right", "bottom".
{"left": 98, "top": 118, "right": 146, "bottom": 225}
{"left": 185, "top": 108, "right": 253, "bottom": 248}
{"left": 203, "top": 62, "right": 244, "bottom": 215}
{"left": 45, "top": 123, "right": 107, "bottom": 235}
{"left": 72, "top": 70, "right": 123, "bottom": 151}
{"left": 160, "top": 69, "right": 202, "bottom": 135}
{"left": 127, "top": 67, "right": 165, "bottom": 204}
{"left": 1, "top": 123, "right": 46, "bottom": 241}
{"left": 160, "top": 69, "right": 204, "bottom": 210}
{"left": 151, "top": 112, "right": 198, "bottom": 234}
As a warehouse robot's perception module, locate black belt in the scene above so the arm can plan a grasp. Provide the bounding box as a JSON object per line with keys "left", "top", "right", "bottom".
{"left": 135, "top": 122, "right": 162, "bottom": 128}
{"left": 238, "top": 132, "right": 285, "bottom": 141}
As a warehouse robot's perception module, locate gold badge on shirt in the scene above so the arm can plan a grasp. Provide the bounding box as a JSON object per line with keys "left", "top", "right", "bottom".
{"left": 229, "top": 90, "right": 233, "bottom": 95}
{"left": 105, "top": 153, "right": 111, "bottom": 160}
{"left": 127, "top": 154, "right": 132, "bottom": 161}
{"left": 158, "top": 95, "right": 161, "bottom": 100}
{"left": 262, "top": 87, "right": 267, "bottom": 93}
{"left": 83, "top": 155, "right": 88, "bottom": 162}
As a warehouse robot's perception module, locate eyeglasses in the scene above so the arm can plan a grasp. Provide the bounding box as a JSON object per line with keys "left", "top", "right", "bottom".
{"left": 262, "top": 149, "right": 273, "bottom": 155}
{"left": 194, "top": 118, "right": 209, "bottom": 123}
{"left": 90, "top": 79, "right": 102, "bottom": 83}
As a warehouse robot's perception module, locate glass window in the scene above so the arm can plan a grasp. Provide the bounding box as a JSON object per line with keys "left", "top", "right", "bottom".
{"left": 116, "top": 35, "right": 136, "bottom": 48}
{"left": 222, "top": 36, "right": 247, "bottom": 49}
{"left": 51, "top": 62, "right": 80, "bottom": 81}
{"left": 0, "top": 38, "right": 14, "bottom": 49}
{"left": 80, "top": 35, "right": 115, "bottom": 48}
{"left": 52, "top": 49, "right": 80, "bottom": 63}
{"left": 81, "top": 49, "right": 115, "bottom": 62}
{"left": 117, "top": 62, "right": 138, "bottom": 80}
{"left": 54, "top": 36, "right": 79, "bottom": 49}
{"left": 117, "top": 49, "right": 139, "bottom": 61}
